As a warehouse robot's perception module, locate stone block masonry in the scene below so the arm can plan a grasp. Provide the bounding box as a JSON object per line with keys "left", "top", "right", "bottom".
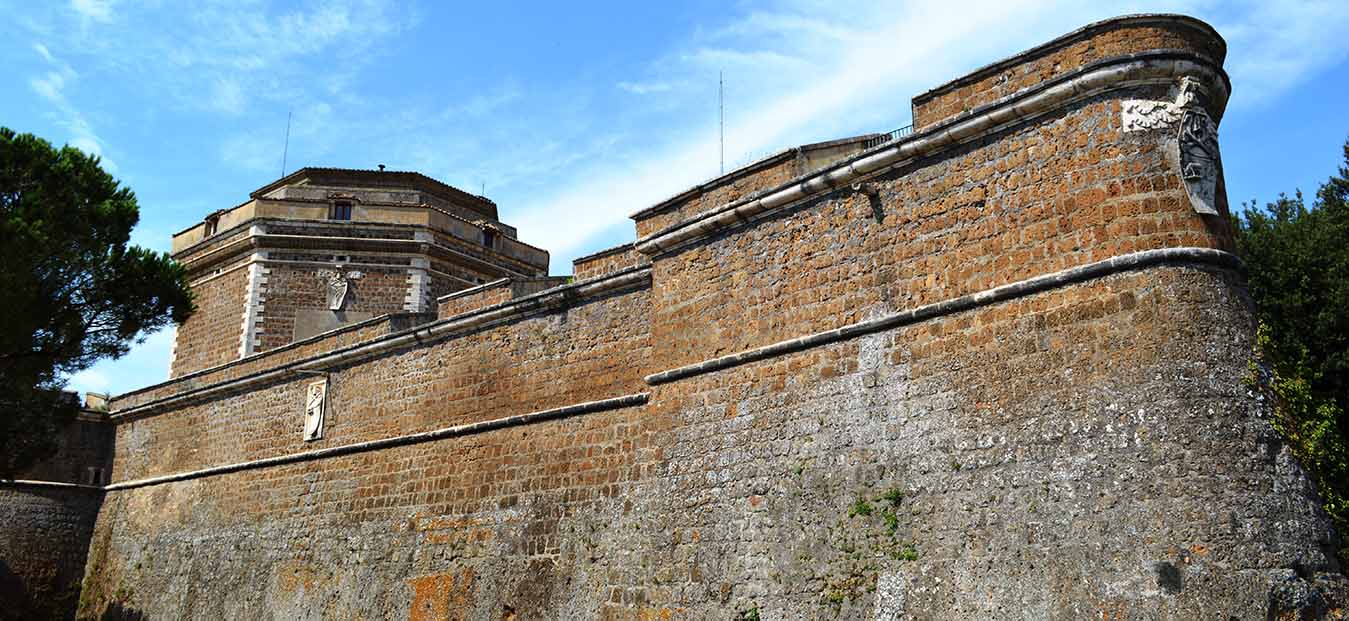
{"left": 65, "top": 14, "right": 1347, "bottom": 620}
{"left": 0, "top": 484, "right": 103, "bottom": 621}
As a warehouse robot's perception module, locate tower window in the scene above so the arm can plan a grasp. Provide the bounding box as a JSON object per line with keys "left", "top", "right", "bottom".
{"left": 329, "top": 200, "right": 353, "bottom": 221}
{"left": 203, "top": 215, "right": 219, "bottom": 237}
{"left": 482, "top": 228, "right": 497, "bottom": 248}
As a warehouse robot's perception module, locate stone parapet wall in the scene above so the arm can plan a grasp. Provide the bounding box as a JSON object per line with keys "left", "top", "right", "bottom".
{"left": 118, "top": 313, "right": 430, "bottom": 412}
{"left": 572, "top": 243, "right": 646, "bottom": 281}
{"left": 17, "top": 414, "right": 113, "bottom": 486}
{"left": 644, "top": 84, "right": 1230, "bottom": 373}
{"left": 436, "top": 279, "right": 515, "bottom": 319}
{"left": 631, "top": 135, "right": 877, "bottom": 239}
{"left": 633, "top": 153, "right": 801, "bottom": 239}
{"left": 910, "top": 14, "right": 1225, "bottom": 130}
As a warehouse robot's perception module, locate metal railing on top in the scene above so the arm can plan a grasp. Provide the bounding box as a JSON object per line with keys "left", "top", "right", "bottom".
{"left": 862, "top": 124, "right": 914, "bottom": 150}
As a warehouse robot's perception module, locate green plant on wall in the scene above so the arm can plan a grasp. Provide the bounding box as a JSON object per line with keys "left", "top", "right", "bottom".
{"left": 1232, "top": 137, "right": 1349, "bottom": 563}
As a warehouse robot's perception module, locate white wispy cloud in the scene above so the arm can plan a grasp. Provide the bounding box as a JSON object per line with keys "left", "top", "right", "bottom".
{"left": 30, "top": 71, "right": 66, "bottom": 102}
{"left": 1200, "top": 0, "right": 1349, "bottom": 106}
{"left": 27, "top": 42, "right": 115, "bottom": 171}
{"left": 618, "top": 81, "right": 677, "bottom": 95}
{"left": 70, "top": 0, "right": 114, "bottom": 23}
{"left": 32, "top": 41, "right": 57, "bottom": 63}
{"left": 39, "top": 0, "right": 412, "bottom": 119}
{"left": 66, "top": 327, "right": 176, "bottom": 395}
{"left": 211, "top": 77, "right": 248, "bottom": 116}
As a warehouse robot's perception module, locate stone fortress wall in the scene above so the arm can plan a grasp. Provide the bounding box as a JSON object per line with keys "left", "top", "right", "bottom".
{"left": 8, "top": 13, "right": 1344, "bottom": 620}
{"left": 1, "top": 401, "right": 111, "bottom": 621}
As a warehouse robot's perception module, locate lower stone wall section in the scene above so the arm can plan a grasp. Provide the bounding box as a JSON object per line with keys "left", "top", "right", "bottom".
{"left": 79, "top": 265, "right": 1346, "bottom": 619}
{"left": 0, "top": 484, "right": 103, "bottom": 621}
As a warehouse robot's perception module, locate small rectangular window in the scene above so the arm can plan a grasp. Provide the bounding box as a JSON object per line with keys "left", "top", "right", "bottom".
{"left": 482, "top": 228, "right": 497, "bottom": 248}
{"left": 329, "top": 201, "right": 353, "bottom": 221}
{"left": 204, "top": 216, "right": 218, "bottom": 237}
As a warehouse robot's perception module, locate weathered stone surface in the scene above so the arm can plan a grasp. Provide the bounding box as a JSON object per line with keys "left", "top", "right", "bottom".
{"left": 54, "top": 13, "right": 1349, "bottom": 620}
{"left": 167, "top": 168, "right": 551, "bottom": 379}
{"left": 0, "top": 485, "right": 102, "bottom": 621}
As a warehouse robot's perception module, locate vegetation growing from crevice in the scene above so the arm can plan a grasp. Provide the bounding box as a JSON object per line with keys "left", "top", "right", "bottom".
{"left": 1231, "top": 138, "right": 1349, "bottom": 566}
{"left": 821, "top": 486, "right": 917, "bottom": 609}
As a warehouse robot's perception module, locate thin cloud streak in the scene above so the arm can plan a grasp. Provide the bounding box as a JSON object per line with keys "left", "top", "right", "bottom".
{"left": 509, "top": 0, "right": 1046, "bottom": 261}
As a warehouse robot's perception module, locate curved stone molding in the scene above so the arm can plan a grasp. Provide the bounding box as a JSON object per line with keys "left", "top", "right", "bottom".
{"left": 634, "top": 53, "right": 1229, "bottom": 257}
{"left": 104, "top": 393, "right": 651, "bottom": 491}
{"left": 644, "top": 247, "right": 1241, "bottom": 386}
{"left": 911, "top": 14, "right": 1225, "bottom": 128}
{"left": 109, "top": 266, "right": 652, "bottom": 421}
{"left": 0, "top": 479, "right": 105, "bottom": 491}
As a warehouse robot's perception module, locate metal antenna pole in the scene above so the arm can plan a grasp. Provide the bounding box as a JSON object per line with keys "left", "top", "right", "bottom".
{"left": 281, "top": 108, "right": 293, "bottom": 178}
{"left": 719, "top": 71, "right": 724, "bottom": 175}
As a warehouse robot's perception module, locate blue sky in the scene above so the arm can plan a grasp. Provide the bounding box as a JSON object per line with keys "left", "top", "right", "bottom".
{"left": 3, "top": 0, "right": 1347, "bottom": 397}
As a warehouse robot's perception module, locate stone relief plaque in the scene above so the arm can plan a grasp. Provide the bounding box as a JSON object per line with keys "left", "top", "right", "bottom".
{"left": 317, "top": 268, "right": 363, "bottom": 311}
{"left": 1120, "top": 98, "right": 1183, "bottom": 132}
{"left": 303, "top": 379, "right": 327, "bottom": 441}
{"left": 1179, "top": 108, "right": 1222, "bottom": 216}
{"left": 1120, "top": 77, "right": 1224, "bottom": 216}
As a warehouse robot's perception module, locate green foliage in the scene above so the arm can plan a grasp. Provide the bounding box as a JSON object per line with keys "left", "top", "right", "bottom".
{"left": 737, "top": 606, "right": 761, "bottom": 621}
{"left": 873, "top": 488, "right": 904, "bottom": 535}
{"left": 848, "top": 498, "right": 874, "bottom": 518}
{"left": 881, "top": 510, "right": 900, "bottom": 535}
{"left": 0, "top": 128, "right": 194, "bottom": 476}
{"left": 1232, "top": 138, "right": 1349, "bottom": 562}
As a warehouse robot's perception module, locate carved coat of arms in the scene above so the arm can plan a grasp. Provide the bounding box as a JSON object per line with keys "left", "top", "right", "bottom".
{"left": 1120, "top": 76, "right": 1225, "bottom": 216}
{"left": 317, "top": 269, "right": 363, "bottom": 311}
{"left": 1178, "top": 108, "right": 1222, "bottom": 216}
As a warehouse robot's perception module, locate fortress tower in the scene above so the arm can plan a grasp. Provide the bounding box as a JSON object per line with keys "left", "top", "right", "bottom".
{"left": 167, "top": 167, "right": 549, "bottom": 377}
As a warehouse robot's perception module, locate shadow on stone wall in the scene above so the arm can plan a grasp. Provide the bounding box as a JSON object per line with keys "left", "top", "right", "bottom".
{"left": 95, "top": 602, "right": 147, "bottom": 621}
{"left": 0, "top": 560, "right": 37, "bottom": 621}
{"left": 0, "top": 558, "right": 83, "bottom": 621}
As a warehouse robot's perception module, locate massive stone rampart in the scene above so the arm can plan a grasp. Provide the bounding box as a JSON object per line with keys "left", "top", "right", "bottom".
{"left": 75, "top": 14, "right": 1346, "bottom": 619}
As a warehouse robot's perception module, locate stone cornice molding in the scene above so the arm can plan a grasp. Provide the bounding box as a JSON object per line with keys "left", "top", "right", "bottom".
{"left": 108, "top": 266, "right": 653, "bottom": 421}
{"left": 174, "top": 210, "right": 549, "bottom": 268}
{"left": 912, "top": 14, "right": 1224, "bottom": 107}
{"left": 633, "top": 53, "right": 1228, "bottom": 257}
{"left": 104, "top": 393, "right": 650, "bottom": 491}
{"left": 645, "top": 247, "right": 1241, "bottom": 385}
{"left": 178, "top": 228, "right": 540, "bottom": 279}
{"left": 0, "top": 479, "right": 104, "bottom": 492}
